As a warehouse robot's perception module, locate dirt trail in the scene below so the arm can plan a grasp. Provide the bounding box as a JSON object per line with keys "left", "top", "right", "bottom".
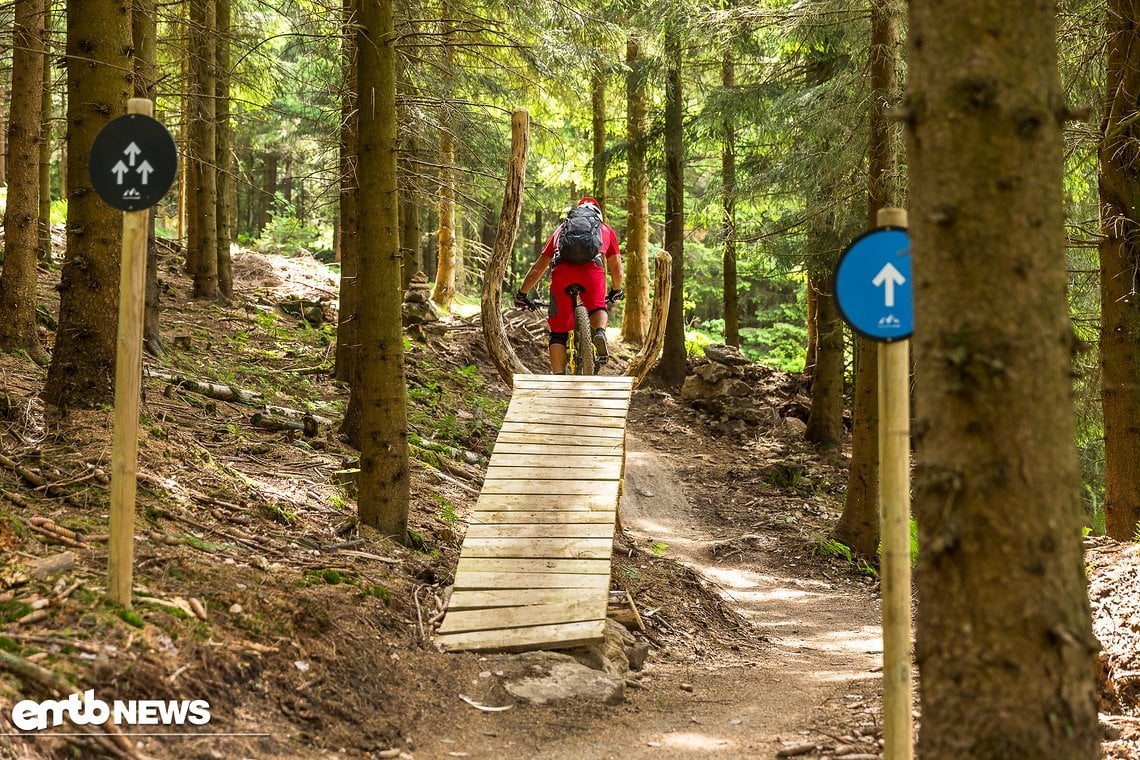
{"left": 410, "top": 426, "right": 885, "bottom": 759}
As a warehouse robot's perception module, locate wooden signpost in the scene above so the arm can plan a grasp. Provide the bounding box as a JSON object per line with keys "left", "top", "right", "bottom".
{"left": 90, "top": 98, "right": 178, "bottom": 606}
{"left": 834, "top": 206, "right": 913, "bottom": 760}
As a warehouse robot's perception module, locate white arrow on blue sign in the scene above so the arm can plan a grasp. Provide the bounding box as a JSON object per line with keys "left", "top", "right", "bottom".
{"left": 834, "top": 226, "right": 913, "bottom": 342}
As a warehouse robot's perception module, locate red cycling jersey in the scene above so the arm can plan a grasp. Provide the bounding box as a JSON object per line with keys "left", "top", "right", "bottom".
{"left": 541, "top": 224, "right": 620, "bottom": 333}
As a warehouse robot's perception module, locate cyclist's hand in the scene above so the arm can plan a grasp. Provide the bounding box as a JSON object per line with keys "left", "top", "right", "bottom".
{"left": 606, "top": 288, "right": 624, "bottom": 305}
{"left": 514, "top": 290, "right": 536, "bottom": 310}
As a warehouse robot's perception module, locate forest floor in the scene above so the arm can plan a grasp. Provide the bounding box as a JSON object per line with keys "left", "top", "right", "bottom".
{"left": 0, "top": 246, "right": 1138, "bottom": 759}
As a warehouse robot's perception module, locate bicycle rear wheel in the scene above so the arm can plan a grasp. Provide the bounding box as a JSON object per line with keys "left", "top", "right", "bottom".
{"left": 572, "top": 303, "right": 595, "bottom": 376}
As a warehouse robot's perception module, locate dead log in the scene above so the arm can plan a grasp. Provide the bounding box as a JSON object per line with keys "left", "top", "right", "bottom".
{"left": 627, "top": 250, "right": 673, "bottom": 389}
{"left": 250, "top": 412, "right": 318, "bottom": 437}
{"left": 29, "top": 552, "right": 76, "bottom": 580}
{"left": 481, "top": 108, "right": 534, "bottom": 385}
{"left": 150, "top": 370, "right": 264, "bottom": 405}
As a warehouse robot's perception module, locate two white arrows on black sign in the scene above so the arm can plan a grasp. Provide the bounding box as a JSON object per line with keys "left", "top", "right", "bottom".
{"left": 110, "top": 142, "right": 154, "bottom": 186}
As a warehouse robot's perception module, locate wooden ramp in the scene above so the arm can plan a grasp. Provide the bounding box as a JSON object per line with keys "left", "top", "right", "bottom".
{"left": 435, "top": 373, "right": 633, "bottom": 652}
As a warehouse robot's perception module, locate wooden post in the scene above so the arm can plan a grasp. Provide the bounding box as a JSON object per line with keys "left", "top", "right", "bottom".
{"left": 107, "top": 97, "right": 153, "bottom": 607}
{"left": 480, "top": 108, "right": 532, "bottom": 385}
{"left": 876, "top": 205, "right": 911, "bottom": 760}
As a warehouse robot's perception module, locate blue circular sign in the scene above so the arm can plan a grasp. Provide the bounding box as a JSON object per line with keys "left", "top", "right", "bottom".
{"left": 834, "top": 226, "right": 913, "bottom": 342}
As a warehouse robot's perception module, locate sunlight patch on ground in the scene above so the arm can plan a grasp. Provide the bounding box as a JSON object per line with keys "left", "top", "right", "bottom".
{"left": 655, "top": 732, "right": 734, "bottom": 752}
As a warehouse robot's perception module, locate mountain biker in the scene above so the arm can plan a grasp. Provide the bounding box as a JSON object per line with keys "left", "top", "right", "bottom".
{"left": 515, "top": 197, "right": 623, "bottom": 374}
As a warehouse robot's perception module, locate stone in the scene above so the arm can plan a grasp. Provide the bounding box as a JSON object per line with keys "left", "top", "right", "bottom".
{"left": 494, "top": 652, "right": 625, "bottom": 706}
{"left": 680, "top": 375, "right": 714, "bottom": 402}
{"left": 402, "top": 298, "right": 441, "bottom": 326}
{"left": 694, "top": 361, "right": 739, "bottom": 384}
{"left": 703, "top": 343, "right": 751, "bottom": 366}
{"left": 782, "top": 416, "right": 808, "bottom": 436}
{"left": 626, "top": 641, "right": 651, "bottom": 671}
{"left": 566, "top": 619, "right": 633, "bottom": 678}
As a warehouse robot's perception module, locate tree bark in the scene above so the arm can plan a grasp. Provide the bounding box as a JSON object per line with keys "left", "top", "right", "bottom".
{"left": 721, "top": 47, "right": 739, "bottom": 348}
{"left": 805, "top": 273, "right": 843, "bottom": 448}
{"left": 591, "top": 68, "right": 606, "bottom": 216}
{"left": 43, "top": 0, "right": 131, "bottom": 408}
{"left": 431, "top": 7, "right": 457, "bottom": 309}
{"left": 0, "top": 0, "right": 46, "bottom": 361}
{"left": 133, "top": 0, "right": 163, "bottom": 358}
{"left": 37, "top": 0, "right": 52, "bottom": 263}
{"left": 399, "top": 147, "right": 422, "bottom": 290}
{"left": 621, "top": 35, "right": 650, "bottom": 347}
{"left": 907, "top": 1, "right": 1099, "bottom": 755}
{"left": 628, "top": 251, "right": 673, "bottom": 388}
{"left": 356, "top": 0, "right": 410, "bottom": 540}
{"left": 189, "top": 0, "right": 219, "bottom": 300}
{"left": 656, "top": 27, "right": 686, "bottom": 387}
{"left": 481, "top": 109, "right": 532, "bottom": 385}
{"left": 335, "top": 0, "right": 359, "bottom": 388}
{"left": 1099, "top": 0, "right": 1140, "bottom": 542}
{"left": 834, "top": 0, "right": 901, "bottom": 557}
{"left": 215, "top": 0, "right": 234, "bottom": 299}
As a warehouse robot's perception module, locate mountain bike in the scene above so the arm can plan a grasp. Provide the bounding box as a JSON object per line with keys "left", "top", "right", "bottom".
{"left": 516, "top": 284, "right": 607, "bottom": 376}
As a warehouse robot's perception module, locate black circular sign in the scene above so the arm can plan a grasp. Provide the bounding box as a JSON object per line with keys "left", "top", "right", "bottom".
{"left": 88, "top": 114, "right": 178, "bottom": 211}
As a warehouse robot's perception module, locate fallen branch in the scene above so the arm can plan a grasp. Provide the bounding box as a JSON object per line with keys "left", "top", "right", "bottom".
{"left": 149, "top": 370, "right": 264, "bottom": 406}
{"left": 250, "top": 412, "right": 318, "bottom": 437}
{"left": 0, "top": 454, "right": 85, "bottom": 508}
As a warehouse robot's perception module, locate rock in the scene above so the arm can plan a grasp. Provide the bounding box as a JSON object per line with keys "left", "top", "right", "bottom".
{"left": 703, "top": 343, "right": 751, "bottom": 366}
{"left": 694, "top": 361, "right": 739, "bottom": 384}
{"left": 782, "top": 416, "right": 808, "bottom": 436}
{"left": 402, "top": 298, "right": 441, "bottom": 326}
{"left": 566, "top": 619, "right": 633, "bottom": 679}
{"left": 493, "top": 651, "right": 625, "bottom": 706}
{"left": 681, "top": 375, "right": 713, "bottom": 402}
{"left": 626, "top": 641, "right": 651, "bottom": 671}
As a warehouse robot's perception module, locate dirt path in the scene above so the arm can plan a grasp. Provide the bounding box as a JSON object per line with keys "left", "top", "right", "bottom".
{"left": 410, "top": 422, "right": 886, "bottom": 759}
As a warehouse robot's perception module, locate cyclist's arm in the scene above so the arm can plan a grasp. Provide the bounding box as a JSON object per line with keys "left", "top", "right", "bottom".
{"left": 519, "top": 253, "right": 553, "bottom": 294}
{"left": 606, "top": 251, "right": 622, "bottom": 292}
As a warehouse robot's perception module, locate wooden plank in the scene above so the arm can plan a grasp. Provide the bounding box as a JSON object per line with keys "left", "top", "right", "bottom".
{"left": 488, "top": 453, "right": 624, "bottom": 468}
{"left": 495, "top": 432, "right": 622, "bottom": 446}
{"left": 512, "top": 389, "right": 632, "bottom": 401}
{"left": 456, "top": 557, "right": 611, "bottom": 575}
{"left": 514, "top": 374, "right": 632, "bottom": 385}
{"left": 468, "top": 510, "right": 616, "bottom": 524}
{"left": 452, "top": 571, "right": 611, "bottom": 590}
{"left": 503, "top": 413, "right": 627, "bottom": 428}
{"left": 491, "top": 442, "right": 624, "bottom": 457}
{"left": 484, "top": 464, "right": 622, "bottom": 481}
{"left": 437, "top": 597, "right": 608, "bottom": 635}
{"left": 480, "top": 479, "right": 621, "bottom": 496}
{"left": 459, "top": 537, "right": 612, "bottom": 559}
{"left": 500, "top": 422, "right": 624, "bottom": 438}
{"left": 465, "top": 522, "right": 614, "bottom": 539}
{"left": 474, "top": 493, "right": 616, "bottom": 511}
{"left": 509, "top": 396, "right": 631, "bottom": 410}
{"left": 435, "top": 619, "right": 604, "bottom": 652}
{"left": 448, "top": 587, "right": 598, "bottom": 610}
{"left": 507, "top": 404, "right": 629, "bottom": 420}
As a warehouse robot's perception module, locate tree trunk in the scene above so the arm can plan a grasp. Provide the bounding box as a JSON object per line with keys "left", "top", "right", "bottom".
{"left": 258, "top": 152, "right": 277, "bottom": 234}
{"left": 189, "top": 0, "right": 219, "bottom": 300}
{"left": 432, "top": 129, "right": 457, "bottom": 307}
{"left": 907, "top": 1, "right": 1099, "bottom": 755}
{"left": 591, "top": 68, "right": 606, "bottom": 215}
{"left": 356, "top": 0, "right": 410, "bottom": 541}
{"left": 481, "top": 109, "right": 531, "bottom": 386}
{"left": 1099, "top": 0, "right": 1140, "bottom": 541}
{"left": 621, "top": 35, "right": 650, "bottom": 347}
{"left": 0, "top": 0, "right": 46, "bottom": 360}
{"left": 834, "top": 0, "right": 900, "bottom": 557}
{"left": 215, "top": 0, "right": 234, "bottom": 299}
{"left": 805, "top": 276, "right": 818, "bottom": 375}
{"left": 335, "top": 0, "right": 359, "bottom": 388}
{"left": 0, "top": 86, "right": 8, "bottom": 187}
{"left": 805, "top": 273, "right": 843, "bottom": 448}
{"left": 37, "top": 0, "right": 52, "bottom": 263}
{"left": 43, "top": 0, "right": 131, "bottom": 409}
{"left": 399, "top": 148, "right": 421, "bottom": 290}
{"left": 132, "top": 0, "right": 163, "bottom": 358}
{"left": 721, "top": 47, "right": 739, "bottom": 348}
{"left": 656, "top": 27, "right": 686, "bottom": 387}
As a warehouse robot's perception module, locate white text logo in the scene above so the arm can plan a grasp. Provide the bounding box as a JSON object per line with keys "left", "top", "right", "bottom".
{"left": 11, "top": 690, "right": 211, "bottom": 732}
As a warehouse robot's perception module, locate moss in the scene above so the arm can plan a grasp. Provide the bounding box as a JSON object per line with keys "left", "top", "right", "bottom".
{"left": 116, "top": 609, "right": 144, "bottom": 628}
{"left": 0, "top": 601, "right": 33, "bottom": 623}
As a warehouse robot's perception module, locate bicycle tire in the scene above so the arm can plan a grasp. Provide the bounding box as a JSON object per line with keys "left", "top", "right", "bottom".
{"left": 572, "top": 303, "right": 595, "bottom": 376}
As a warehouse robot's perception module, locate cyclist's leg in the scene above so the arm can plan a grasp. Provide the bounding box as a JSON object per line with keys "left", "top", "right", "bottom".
{"left": 580, "top": 263, "right": 610, "bottom": 361}
{"left": 549, "top": 332, "right": 568, "bottom": 374}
